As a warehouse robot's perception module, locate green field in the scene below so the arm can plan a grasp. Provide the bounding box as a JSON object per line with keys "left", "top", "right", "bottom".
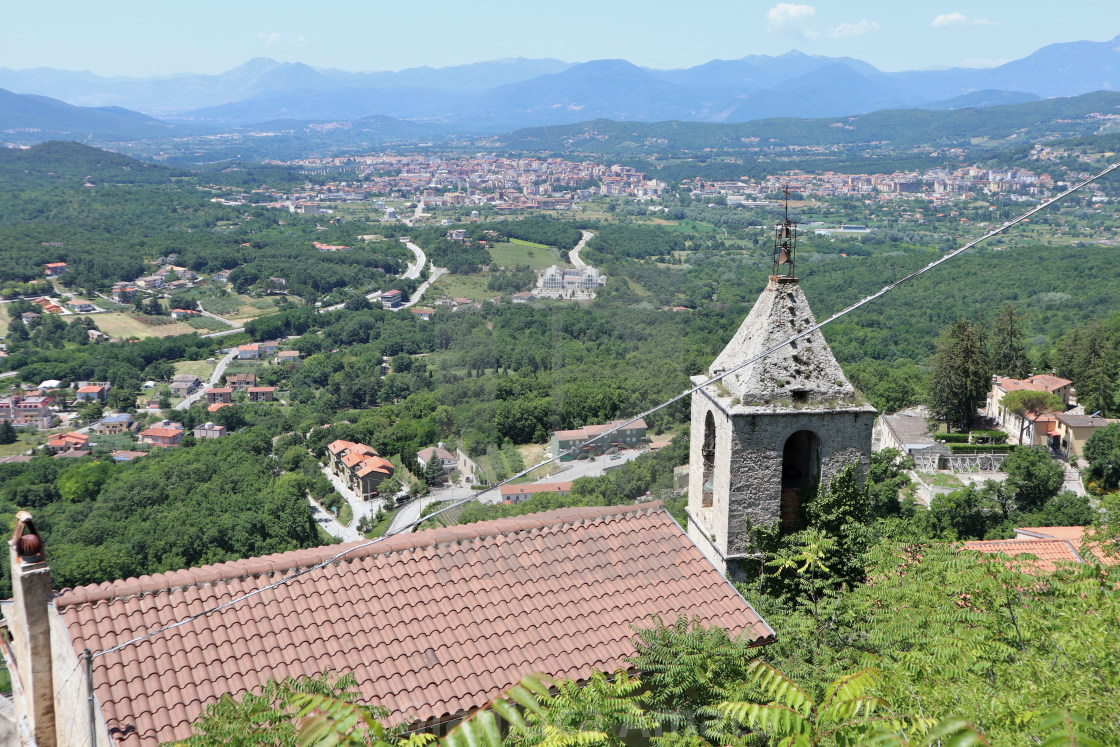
{"left": 175, "top": 359, "right": 218, "bottom": 380}
{"left": 508, "top": 238, "right": 550, "bottom": 249}
{"left": 430, "top": 273, "right": 495, "bottom": 302}
{"left": 487, "top": 241, "right": 569, "bottom": 270}
{"left": 93, "top": 313, "right": 197, "bottom": 339}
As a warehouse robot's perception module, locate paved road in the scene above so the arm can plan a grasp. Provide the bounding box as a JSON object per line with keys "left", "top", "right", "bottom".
{"left": 175, "top": 349, "right": 236, "bottom": 410}
{"left": 544, "top": 447, "right": 648, "bottom": 482}
{"left": 402, "top": 241, "right": 426, "bottom": 280}
{"left": 399, "top": 266, "right": 447, "bottom": 309}
{"left": 0, "top": 371, "right": 17, "bottom": 380}
{"left": 195, "top": 303, "right": 240, "bottom": 329}
{"left": 402, "top": 198, "right": 425, "bottom": 227}
{"left": 386, "top": 482, "right": 498, "bottom": 535}
{"left": 201, "top": 327, "right": 245, "bottom": 339}
{"left": 308, "top": 498, "right": 362, "bottom": 541}
{"left": 569, "top": 230, "right": 595, "bottom": 270}
{"left": 320, "top": 465, "right": 380, "bottom": 527}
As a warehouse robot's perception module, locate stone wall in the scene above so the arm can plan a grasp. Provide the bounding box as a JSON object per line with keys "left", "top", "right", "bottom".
{"left": 687, "top": 380, "right": 875, "bottom": 572}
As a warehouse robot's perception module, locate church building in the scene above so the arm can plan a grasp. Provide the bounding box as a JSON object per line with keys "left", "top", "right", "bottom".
{"left": 686, "top": 208, "right": 876, "bottom": 575}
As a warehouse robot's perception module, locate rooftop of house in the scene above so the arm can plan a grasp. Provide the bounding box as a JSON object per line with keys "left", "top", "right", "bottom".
{"left": 54, "top": 503, "right": 773, "bottom": 745}
{"left": 419, "top": 446, "right": 455, "bottom": 462}
{"left": 553, "top": 418, "right": 648, "bottom": 441}
{"left": 964, "top": 525, "right": 1117, "bottom": 571}
{"left": 499, "top": 481, "right": 574, "bottom": 497}
{"left": 1055, "top": 413, "right": 1118, "bottom": 429}
{"left": 995, "top": 374, "right": 1072, "bottom": 395}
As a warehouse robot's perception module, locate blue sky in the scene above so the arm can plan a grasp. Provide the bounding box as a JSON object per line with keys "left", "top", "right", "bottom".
{"left": 2, "top": 0, "right": 1117, "bottom": 76}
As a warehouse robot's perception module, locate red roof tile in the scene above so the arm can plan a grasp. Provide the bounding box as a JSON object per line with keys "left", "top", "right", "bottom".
{"left": 963, "top": 538, "right": 1084, "bottom": 572}
{"left": 55, "top": 503, "right": 772, "bottom": 745}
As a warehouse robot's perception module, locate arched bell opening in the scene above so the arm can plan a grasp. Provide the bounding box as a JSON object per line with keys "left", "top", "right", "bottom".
{"left": 780, "top": 430, "right": 820, "bottom": 532}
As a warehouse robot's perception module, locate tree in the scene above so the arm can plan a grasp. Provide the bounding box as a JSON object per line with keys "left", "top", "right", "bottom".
{"left": 1084, "top": 422, "right": 1120, "bottom": 493}
{"left": 711, "top": 663, "right": 931, "bottom": 746}
{"left": 927, "top": 319, "right": 990, "bottom": 432}
{"left": 991, "top": 303, "right": 1029, "bottom": 378}
{"left": 0, "top": 420, "right": 17, "bottom": 445}
{"left": 1000, "top": 389, "right": 1065, "bottom": 446}
{"left": 423, "top": 457, "right": 445, "bottom": 487}
{"left": 1000, "top": 446, "right": 1064, "bottom": 512}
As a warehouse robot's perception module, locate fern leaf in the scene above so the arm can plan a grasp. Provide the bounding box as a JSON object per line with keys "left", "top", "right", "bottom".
{"left": 1036, "top": 710, "right": 1104, "bottom": 747}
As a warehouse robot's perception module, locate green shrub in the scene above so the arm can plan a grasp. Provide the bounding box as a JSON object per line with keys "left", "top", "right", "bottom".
{"left": 947, "top": 443, "right": 1016, "bottom": 454}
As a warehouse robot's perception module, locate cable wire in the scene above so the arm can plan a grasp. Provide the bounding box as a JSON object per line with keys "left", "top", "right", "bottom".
{"left": 90, "top": 157, "right": 1120, "bottom": 662}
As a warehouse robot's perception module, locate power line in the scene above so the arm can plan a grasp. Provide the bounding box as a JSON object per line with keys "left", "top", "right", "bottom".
{"left": 91, "top": 157, "right": 1120, "bottom": 662}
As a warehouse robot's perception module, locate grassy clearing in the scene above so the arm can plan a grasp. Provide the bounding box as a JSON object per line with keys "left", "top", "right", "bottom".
{"left": 917, "top": 472, "right": 964, "bottom": 489}
{"left": 185, "top": 316, "right": 230, "bottom": 331}
{"left": 338, "top": 503, "right": 353, "bottom": 527}
{"left": 0, "top": 303, "right": 9, "bottom": 330}
{"left": 175, "top": 359, "right": 218, "bottom": 380}
{"left": 0, "top": 432, "right": 43, "bottom": 458}
{"left": 431, "top": 273, "right": 495, "bottom": 302}
{"left": 366, "top": 508, "right": 397, "bottom": 538}
{"left": 93, "top": 313, "right": 197, "bottom": 339}
{"left": 508, "top": 238, "right": 550, "bottom": 249}
{"left": 228, "top": 296, "right": 281, "bottom": 323}
{"left": 488, "top": 241, "right": 569, "bottom": 270}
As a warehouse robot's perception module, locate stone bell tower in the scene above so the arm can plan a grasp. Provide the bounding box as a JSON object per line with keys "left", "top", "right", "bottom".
{"left": 686, "top": 207, "right": 875, "bottom": 575}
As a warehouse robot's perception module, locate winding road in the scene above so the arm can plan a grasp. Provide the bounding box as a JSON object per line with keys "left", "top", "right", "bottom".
{"left": 569, "top": 230, "right": 595, "bottom": 270}
{"left": 175, "top": 349, "right": 236, "bottom": 410}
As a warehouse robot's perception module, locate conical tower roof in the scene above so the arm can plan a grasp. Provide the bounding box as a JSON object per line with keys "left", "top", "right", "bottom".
{"left": 709, "top": 276, "right": 855, "bottom": 406}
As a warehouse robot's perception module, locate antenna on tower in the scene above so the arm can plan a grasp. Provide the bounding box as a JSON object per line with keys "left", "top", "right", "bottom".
{"left": 773, "top": 185, "right": 797, "bottom": 278}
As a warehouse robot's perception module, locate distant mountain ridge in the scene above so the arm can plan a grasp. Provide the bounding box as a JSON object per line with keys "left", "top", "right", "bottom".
{"left": 1, "top": 36, "right": 1119, "bottom": 129}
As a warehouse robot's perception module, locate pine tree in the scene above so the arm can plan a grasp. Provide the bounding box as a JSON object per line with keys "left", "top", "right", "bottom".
{"left": 928, "top": 319, "right": 991, "bottom": 432}
{"left": 423, "top": 457, "right": 445, "bottom": 487}
{"left": 992, "top": 303, "right": 1029, "bottom": 378}
{"left": 0, "top": 420, "right": 17, "bottom": 445}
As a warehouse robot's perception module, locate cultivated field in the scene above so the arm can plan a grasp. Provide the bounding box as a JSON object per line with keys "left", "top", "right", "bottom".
{"left": 92, "top": 313, "right": 197, "bottom": 339}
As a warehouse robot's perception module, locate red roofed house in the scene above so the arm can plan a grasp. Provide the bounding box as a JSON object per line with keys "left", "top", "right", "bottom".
{"left": 207, "top": 402, "right": 233, "bottom": 414}
{"left": 327, "top": 439, "right": 394, "bottom": 499}
{"left": 205, "top": 387, "right": 233, "bottom": 404}
{"left": 46, "top": 431, "right": 89, "bottom": 455}
{"left": 986, "top": 374, "right": 1072, "bottom": 444}
{"left": 43, "top": 262, "right": 67, "bottom": 276}
{"left": 3, "top": 504, "right": 773, "bottom": 746}
{"left": 225, "top": 373, "right": 256, "bottom": 390}
{"left": 75, "top": 384, "right": 108, "bottom": 402}
{"left": 499, "top": 481, "right": 573, "bottom": 504}
{"left": 247, "top": 386, "right": 275, "bottom": 402}
{"left": 237, "top": 344, "right": 260, "bottom": 360}
{"left": 964, "top": 525, "right": 1118, "bottom": 572}
{"left": 138, "top": 423, "right": 183, "bottom": 448}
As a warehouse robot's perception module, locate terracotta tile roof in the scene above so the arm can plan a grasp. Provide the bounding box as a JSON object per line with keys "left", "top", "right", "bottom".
{"left": 354, "top": 456, "right": 395, "bottom": 478}
{"left": 1014, "top": 526, "right": 1086, "bottom": 541}
{"left": 55, "top": 503, "right": 773, "bottom": 745}
{"left": 327, "top": 438, "right": 359, "bottom": 454}
{"left": 995, "top": 374, "right": 1071, "bottom": 395}
{"left": 963, "top": 538, "right": 1085, "bottom": 571}
{"left": 139, "top": 427, "right": 182, "bottom": 439}
{"left": 207, "top": 403, "right": 232, "bottom": 413}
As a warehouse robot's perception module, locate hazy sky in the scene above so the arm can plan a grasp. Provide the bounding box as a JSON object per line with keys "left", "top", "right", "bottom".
{"left": 2, "top": 0, "right": 1117, "bottom": 76}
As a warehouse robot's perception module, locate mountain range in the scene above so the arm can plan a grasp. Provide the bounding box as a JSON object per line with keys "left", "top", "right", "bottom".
{"left": 1, "top": 35, "right": 1118, "bottom": 136}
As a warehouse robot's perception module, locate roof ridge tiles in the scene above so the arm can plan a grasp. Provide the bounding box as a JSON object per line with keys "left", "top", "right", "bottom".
{"left": 55, "top": 503, "right": 663, "bottom": 608}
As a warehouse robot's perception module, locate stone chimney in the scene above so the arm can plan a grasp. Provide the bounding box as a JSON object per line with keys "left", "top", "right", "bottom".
{"left": 8, "top": 511, "right": 56, "bottom": 747}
